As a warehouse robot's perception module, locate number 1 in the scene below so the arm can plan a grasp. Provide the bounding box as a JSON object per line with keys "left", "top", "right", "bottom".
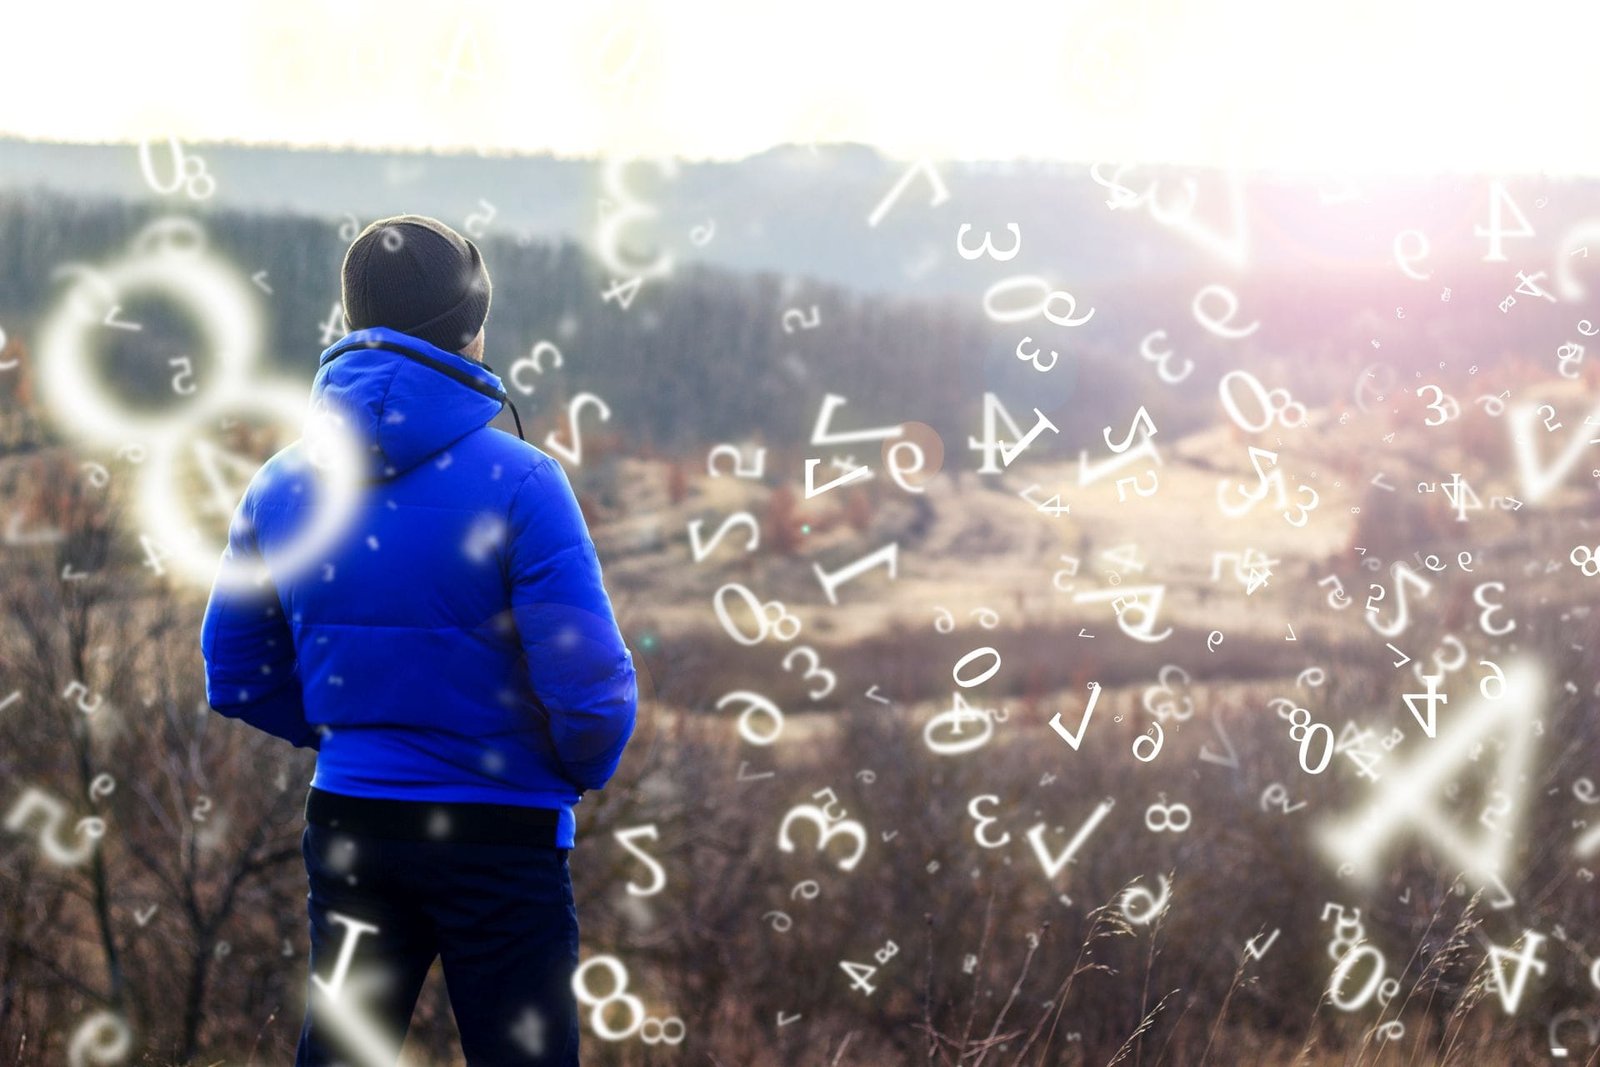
{"left": 814, "top": 542, "right": 898, "bottom": 605}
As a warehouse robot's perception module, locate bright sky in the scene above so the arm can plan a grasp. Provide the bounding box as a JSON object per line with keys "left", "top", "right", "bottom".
{"left": 2, "top": 0, "right": 1597, "bottom": 175}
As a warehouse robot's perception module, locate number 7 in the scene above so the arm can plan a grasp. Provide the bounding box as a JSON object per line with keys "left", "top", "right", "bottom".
{"left": 1048, "top": 682, "right": 1101, "bottom": 751}
{"left": 867, "top": 159, "right": 950, "bottom": 228}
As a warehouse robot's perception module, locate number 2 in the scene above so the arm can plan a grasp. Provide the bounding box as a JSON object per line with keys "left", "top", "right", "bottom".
{"left": 614, "top": 824, "right": 667, "bottom": 896}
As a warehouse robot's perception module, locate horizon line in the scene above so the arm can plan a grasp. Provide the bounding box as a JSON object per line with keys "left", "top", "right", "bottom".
{"left": 3, "top": 133, "right": 1596, "bottom": 182}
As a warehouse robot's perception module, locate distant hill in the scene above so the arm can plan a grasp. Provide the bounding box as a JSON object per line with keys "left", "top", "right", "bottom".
{"left": 5, "top": 137, "right": 1593, "bottom": 298}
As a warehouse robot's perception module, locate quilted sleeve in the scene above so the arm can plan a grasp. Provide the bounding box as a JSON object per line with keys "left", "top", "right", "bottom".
{"left": 505, "top": 455, "right": 637, "bottom": 790}
{"left": 199, "top": 476, "right": 321, "bottom": 750}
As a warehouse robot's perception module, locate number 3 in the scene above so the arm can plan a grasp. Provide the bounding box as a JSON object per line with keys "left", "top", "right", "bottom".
{"left": 956, "top": 223, "right": 1022, "bottom": 262}
{"left": 1140, "top": 330, "right": 1193, "bottom": 384}
{"left": 1284, "top": 485, "right": 1319, "bottom": 527}
{"left": 1418, "top": 384, "right": 1457, "bottom": 427}
{"left": 1474, "top": 581, "right": 1516, "bottom": 636}
{"left": 782, "top": 644, "right": 838, "bottom": 700}
{"left": 1015, "top": 336, "right": 1058, "bottom": 372}
{"left": 778, "top": 803, "right": 867, "bottom": 871}
{"left": 966, "top": 794, "right": 1012, "bottom": 848}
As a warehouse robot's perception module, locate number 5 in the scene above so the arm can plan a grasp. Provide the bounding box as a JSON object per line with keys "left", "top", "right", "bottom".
{"left": 168, "top": 357, "right": 196, "bottom": 396}
{"left": 6, "top": 788, "right": 105, "bottom": 865}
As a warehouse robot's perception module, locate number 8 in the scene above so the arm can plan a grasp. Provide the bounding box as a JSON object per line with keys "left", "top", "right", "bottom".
{"left": 1219, "top": 370, "right": 1307, "bottom": 433}
{"left": 640, "top": 1016, "right": 686, "bottom": 1044}
{"left": 573, "top": 955, "right": 646, "bottom": 1040}
{"left": 1144, "top": 801, "right": 1191, "bottom": 832}
{"left": 713, "top": 583, "right": 801, "bottom": 645}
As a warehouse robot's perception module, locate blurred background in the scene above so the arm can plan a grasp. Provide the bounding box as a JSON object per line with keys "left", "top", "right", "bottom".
{"left": 4, "top": 2, "right": 1600, "bottom": 1064}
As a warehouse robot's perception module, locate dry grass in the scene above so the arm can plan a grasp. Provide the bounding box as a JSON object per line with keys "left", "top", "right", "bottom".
{"left": 4, "top": 378, "right": 1599, "bottom": 1066}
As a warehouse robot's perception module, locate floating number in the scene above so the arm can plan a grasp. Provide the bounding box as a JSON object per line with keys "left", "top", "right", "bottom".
{"left": 713, "top": 584, "right": 801, "bottom": 646}
{"left": 613, "top": 825, "right": 666, "bottom": 896}
{"left": 982, "top": 275, "right": 1095, "bottom": 327}
{"left": 543, "top": 392, "right": 612, "bottom": 467}
{"left": 1219, "top": 371, "right": 1307, "bottom": 433}
{"left": 68, "top": 1011, "right": 132, "bottom": 1067}
{"left": 573, "top": 955, "right": 648, "bottom": 1040}
{"left": 718, "top": 690, "right": 784, "bottom": 745}
{"left": 777, "top": 802, "right": 867, "bottom": 871}
{"left": 1121, "top": 875, "right": 1172, "bottom": 925}
{"left": 1193, "top": 284, "right": 1259, "bottom": 339}
{"left": 956, "top": 223, "right": 1022, "bottom": 261}
{"left": 1140, "top": 329, "right": 1193, "bottom": 383}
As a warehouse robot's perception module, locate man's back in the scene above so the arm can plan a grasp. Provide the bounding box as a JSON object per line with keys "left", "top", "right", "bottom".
{"left": 202, "top": 325, "right": 637, "bottom": 849}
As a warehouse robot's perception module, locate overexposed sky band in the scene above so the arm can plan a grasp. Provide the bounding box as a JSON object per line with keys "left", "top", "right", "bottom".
{"left": 2, "top": 0, "right": 1596, "bottom": 175}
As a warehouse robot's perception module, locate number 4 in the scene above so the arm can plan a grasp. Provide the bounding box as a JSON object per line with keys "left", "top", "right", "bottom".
{"left": 840, "top": 958, "right": 878, "bottom": 994}
{"left": 1475, "top": 181, "right": 1535, "bottom": 263}
{"left": 969, "top": 392, "right": 1059, "bottom": 473}
{"left": 1487, "top": 931, "right": 1547, "bottom": 1014}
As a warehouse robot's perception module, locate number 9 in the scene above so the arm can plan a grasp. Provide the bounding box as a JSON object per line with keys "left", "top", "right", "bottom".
{"left": 1120, "top": 875, "right": 1171, "bottom": 924}
{"left": 1192, "top": 284, "right": 1259, "bottom": 339}
{"left": 1132, "top": 723, "right": 1165, "bottom": 762}
{"left": 885, "top": 439, "right": 928, "bottom": 493}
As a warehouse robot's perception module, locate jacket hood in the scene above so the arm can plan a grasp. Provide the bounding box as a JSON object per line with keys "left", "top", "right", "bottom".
{"left": 310, "top": 326, "right": 507, "bottom": 481}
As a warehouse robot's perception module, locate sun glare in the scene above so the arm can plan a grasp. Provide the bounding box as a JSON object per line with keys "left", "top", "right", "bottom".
{"left": 0, "top": 0, "right": 1595, "bottom": 175}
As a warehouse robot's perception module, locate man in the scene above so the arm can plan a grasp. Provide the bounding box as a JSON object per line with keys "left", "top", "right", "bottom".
{"left": 200, "top": 214, "right": 637, "bottom": 1066}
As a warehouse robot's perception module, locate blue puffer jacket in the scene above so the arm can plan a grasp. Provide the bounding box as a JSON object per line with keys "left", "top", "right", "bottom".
{"left": 199, "top": 326, "right": 637, "bottom": 848}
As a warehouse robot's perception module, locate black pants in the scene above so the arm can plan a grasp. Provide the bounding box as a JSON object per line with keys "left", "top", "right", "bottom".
{"left": 295, "top": 789, "right": 580, "bottom": 1066}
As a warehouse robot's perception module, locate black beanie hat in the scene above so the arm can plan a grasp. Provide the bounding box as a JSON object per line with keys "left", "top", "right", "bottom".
{"left": 340, "top": 214, "right": 492, "bottom": 353}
